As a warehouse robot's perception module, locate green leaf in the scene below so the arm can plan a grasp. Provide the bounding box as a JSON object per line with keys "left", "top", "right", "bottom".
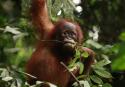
{"left": 90, "top": 75, "right": 103, "bottom": 84}
{"left": 4, "top": 26, "right": 21, "bottom": 35}
{"left": 69, "top": 50, "right": 81, "bottom": 67}
{"left": 11, "top": 82, "right": 16, "bottom": 87}
{"left": 102, "top": 83, "right": 112, "bottom": 87}
{"left": 94, "top": 55, "right": 111, "bottom": 67}
{"left": 77, "top": 75, "right": 86, "bottom": 80}
{"left": 75, "top": 49, "right": 81, "bottom": 58}
{"left": 73, "top": 80, "right": 90, "bottom": 87}
{"left": 77, "top": 62, "right": 84, "bottom": 74}
{"left": 1, "top": 69, "right": 9, "bottom": 77}
{"left": 119, "top": 32, "right": 125, "bottom": 41}
{"left": 2, "top": 76, "right": 13, "bottom": 81}
{"left": 36, "top": 81, "right": 42, "bottom": 85}
{"left": 0, "top": 68, "right": 5, "bottom": 71}
{"left": 92, "top": 85, "right": 98, "bottom": 87}
{"left": 82, "top": 51, "right": 89, "bottom": 58}
{"left": 69, "top": 58, "right": 78, "bottom": 68}
{"left": 94, "top": 69, "right": 112, "bottom": 78}
{"left": 86, "top": 40, "right": 103, "bottom": 49}
{"left": 82, "top": 81, "right": 90, "bottom": 87}
{"left": 92, "top": 66, "right": 105, "bottom": 72}
{"left": 112, "top": 42, "right": 125, "bottom": 70}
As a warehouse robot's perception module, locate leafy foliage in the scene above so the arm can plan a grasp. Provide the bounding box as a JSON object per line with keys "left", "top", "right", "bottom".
{"left": 112, "top": 32, "right": 125, "bottom": 70}
{"left": 69, "top": 41, "right": 112, "bottom": 87}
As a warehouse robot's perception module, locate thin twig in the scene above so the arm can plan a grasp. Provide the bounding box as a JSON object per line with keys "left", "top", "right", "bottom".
{"left": 60, "top": 62, "right": 83, "bottom": 87}
{"left": 40, "top": 40, "right": 63, "bottom": 43}
{"left": 15, "top": 70, "right": 37, "bottom": 79}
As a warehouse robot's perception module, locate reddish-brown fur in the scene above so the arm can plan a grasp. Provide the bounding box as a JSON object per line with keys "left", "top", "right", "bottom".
{"left": 26, "top": 0, "right": 95, "bottom": 87}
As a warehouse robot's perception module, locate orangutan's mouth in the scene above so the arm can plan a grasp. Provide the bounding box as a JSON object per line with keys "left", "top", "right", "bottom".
{"left": 64, "top": 39, "right": 76, "bottom": 48}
